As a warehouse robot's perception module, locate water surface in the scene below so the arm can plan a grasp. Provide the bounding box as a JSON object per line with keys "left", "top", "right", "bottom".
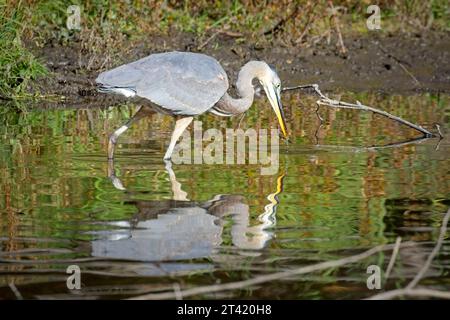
{"left": 0, "top": 92, "right": 449, "bottom": 299}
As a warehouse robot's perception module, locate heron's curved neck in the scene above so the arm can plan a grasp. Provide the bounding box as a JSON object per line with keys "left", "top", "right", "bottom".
{"left": 219, "top": 61, "right": 264, "bottom": 115}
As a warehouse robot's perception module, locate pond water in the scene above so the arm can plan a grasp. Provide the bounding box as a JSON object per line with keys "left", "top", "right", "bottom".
{"left": 0, "top": 92, "right": 449, "bottom": 299}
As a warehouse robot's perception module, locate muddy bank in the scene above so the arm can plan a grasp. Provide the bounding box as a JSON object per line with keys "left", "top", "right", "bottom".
{"left": 33, "top": 31, "right": 450, "bottom": 106}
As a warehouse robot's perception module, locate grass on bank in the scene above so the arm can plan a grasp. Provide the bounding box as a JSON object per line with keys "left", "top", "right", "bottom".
{"left": 0, "top": 0, "right": 449, "bottom": 99}
{"left": 0, "top": 3, "right": 47, "bottom": 98}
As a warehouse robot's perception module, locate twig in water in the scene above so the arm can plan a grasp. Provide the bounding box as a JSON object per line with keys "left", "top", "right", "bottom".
{"left": 435, "top": 123, "right": 443, "bottom": 139}
{"left": 384, "top": 237, "right": 402, "bottom": 282}
{"left": 315, "top": 136, "right": 431, "bottom": 152}
{"left": 283, "top": 84, "right": 436, "bottom": 137}
{"left": 363, "top": 136, "right": 430, "bottom": 151}
{"left": 128, "top": 241, "right": 418, "bottom": 300}
{"left": 406, "top": 208, "right": 450, "bottom": 289}
{"left": 367, "top": 208, "right": 450, "bottom": 300}
{"left": 434, "top": 138, "right": 442, "bottom": 151}
{"left": 315, "top": 102, "right": 324, "bottom": 123}
{"left": 317, "top": 97, "right": 433, "bottom": 136}
{"left": 314, "top": 103, "right": 324, "bottom": 144}
{"left": 0, "top": 248, "right": 72, "bottom": 257}
{"left": 9, "top": 283, "right": 23, "bottom": 300}
{"left": 367, "top": 288, "right": 450, "bottom": 300}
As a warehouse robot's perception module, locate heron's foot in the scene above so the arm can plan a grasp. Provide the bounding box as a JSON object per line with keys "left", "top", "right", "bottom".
{"left": 109, "top": 174, "right": 126, "bottom": 191}
{"left": 107, "top": 158, "right": 126, "bottom": 190}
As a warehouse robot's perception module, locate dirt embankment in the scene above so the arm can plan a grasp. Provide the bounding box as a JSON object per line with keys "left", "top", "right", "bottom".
{"left": 34, "top": 31, "right": 450, "bottom": 106}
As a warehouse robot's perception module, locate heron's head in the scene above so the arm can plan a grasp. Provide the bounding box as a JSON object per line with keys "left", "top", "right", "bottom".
{"left": 257, "top": 63, "right": 288, "bottom": 138}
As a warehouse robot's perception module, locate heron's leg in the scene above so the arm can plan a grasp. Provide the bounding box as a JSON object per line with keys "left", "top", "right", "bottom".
{"left": 108, "top": 106, "right": 153, "bottom": 159}
{"left": 164, "top": 116, "right": 193, "bottom": 161}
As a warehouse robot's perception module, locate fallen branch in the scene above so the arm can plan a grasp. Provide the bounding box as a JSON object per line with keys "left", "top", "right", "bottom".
{"left": 283, "top": 84, "right": 436, "bottom": 137}
{"left": 367, "top": 208, "right": 450, "bottom": 300}
{"left": 9, "top": 283, "right": 23, "bottom": 300}
{"left": 367, "top": 288, "right": 450, "bottom": 300}
{"left": 128, "top": 241, "right": 418, "bottom": 300}
{"left": 406, "top": 208, "right": 450, "bottom": 289}
{"left": 435, "top": 123, "right": 443, "bottom": 139}
{"left": 315, "top": 136, "right": 431, "bottom": 152}
{"left": 0, "top": 248, "right": 72, "bottom": 257}
{"left": 0, "top": 257, "right": 111, "bottom": 264}
{"left": 384, "top": 237, "right": 402, "bottom": 282}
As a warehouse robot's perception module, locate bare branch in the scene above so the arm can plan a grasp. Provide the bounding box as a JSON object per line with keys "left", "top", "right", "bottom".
{"left": 128, "top": 241, "right": 418, "bottom": 300}
{"left": 435, "top": 123, "right": 443, "bottom": 139}
{"left": 366, "top": 288, "right": 450, "bottom": 300}
{"left": 8, "top": 283, "right": 23, "bottom": 300}
{"left": 367, "top": 208, "right": 450, "bottom": 300}
{"left": 283, "top": 83, "right": 436, "bottom": 137}
{"left": 384, "top": 237, "right": 402, "bottom": 282}
{"left": 315, "top": 136, "right": 431, "bottom": 152}
{"left": 406, "top": 208, "right": 450, "bottom": 289}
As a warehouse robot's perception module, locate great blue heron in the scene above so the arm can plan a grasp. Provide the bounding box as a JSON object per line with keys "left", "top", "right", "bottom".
{"left": 96, "top": 51, "right": 287, "bottom": 160}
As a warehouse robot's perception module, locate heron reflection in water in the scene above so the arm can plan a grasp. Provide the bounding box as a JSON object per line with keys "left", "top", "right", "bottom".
{"left": 90, "top": 163, "right": 285, "bottom": 268}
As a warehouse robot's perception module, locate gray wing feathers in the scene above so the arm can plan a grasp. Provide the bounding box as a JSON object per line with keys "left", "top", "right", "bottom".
{"left": 96, "top": 52, "right": 229, "bottom": 115}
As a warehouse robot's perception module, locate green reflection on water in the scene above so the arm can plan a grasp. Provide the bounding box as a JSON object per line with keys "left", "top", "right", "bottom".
{"left": 0, "top": 92, "right": 449, "bottom": 299}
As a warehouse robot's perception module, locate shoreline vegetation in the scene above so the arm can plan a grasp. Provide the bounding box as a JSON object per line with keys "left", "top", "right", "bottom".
{"left": 1, "top": 1, "right": 449, "bottom": 99}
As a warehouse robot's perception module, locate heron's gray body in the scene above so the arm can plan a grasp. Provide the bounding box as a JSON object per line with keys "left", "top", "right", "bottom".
{"left": 96, "top": 51, "right": 229, "bottom": 116}
{"left": 97, "top": 51, "right": 285, "bottom": 161}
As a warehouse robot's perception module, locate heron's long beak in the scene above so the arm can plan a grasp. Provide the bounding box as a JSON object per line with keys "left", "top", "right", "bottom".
{"left": 264, "top": 85, "right": 288, "bottom": 138}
